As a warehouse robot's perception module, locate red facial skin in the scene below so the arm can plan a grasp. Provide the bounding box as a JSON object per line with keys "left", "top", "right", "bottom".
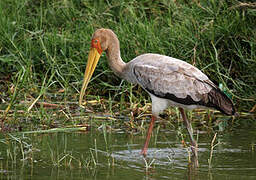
{"left": 91, "top": 38, "right": 103, "bottom": 54}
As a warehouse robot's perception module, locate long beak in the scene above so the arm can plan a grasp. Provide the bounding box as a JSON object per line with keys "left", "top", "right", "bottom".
{"left": 79, "top": 48, "right": 101, "bottom": 106}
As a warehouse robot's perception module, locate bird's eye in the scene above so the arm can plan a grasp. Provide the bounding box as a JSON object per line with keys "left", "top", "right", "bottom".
{"left": 91, "top": 38, "right": 101, "bottom": 50}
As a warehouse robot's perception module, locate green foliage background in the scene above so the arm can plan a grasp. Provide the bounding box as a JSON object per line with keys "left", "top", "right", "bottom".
{"left": 0, "top": 0, "right": 255, "bottom": 112}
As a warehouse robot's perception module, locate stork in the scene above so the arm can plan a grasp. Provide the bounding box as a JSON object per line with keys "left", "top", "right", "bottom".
{"left": 79, "top": 28, "right": 235, "bottom": 163}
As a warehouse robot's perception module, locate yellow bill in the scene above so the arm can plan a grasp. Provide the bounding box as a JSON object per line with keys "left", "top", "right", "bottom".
{"left": 79, "top": 48, "right": 101, "bottom": 107}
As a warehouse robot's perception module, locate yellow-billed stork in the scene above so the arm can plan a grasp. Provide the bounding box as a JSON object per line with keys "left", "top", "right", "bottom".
{"left": 79, "top": 28, "right": 236, "bottom": 163}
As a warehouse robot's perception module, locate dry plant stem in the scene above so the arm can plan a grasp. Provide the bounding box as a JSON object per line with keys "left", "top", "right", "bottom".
{"left": 1, "top": 103, "right": 11, "bottom": 130}
{"left": 178, "top": 108, "right": 198, "bottom": 164}
{"left": 35, "top": 102, "right": 65, "bottom": 109}
{"left": 143, "top": 156, "right": 155, "bottom": 171}
{"left": 231, "top": 2, "right": 256, "bottom": 9}
{"left": 249, "top": 104, "right": 256, "bottom": 112}
{"left": 141, "top": 115, "right": 157, "bottom": 156}
{"left": 208, "top": 132, "right": 217, "bottom": 168}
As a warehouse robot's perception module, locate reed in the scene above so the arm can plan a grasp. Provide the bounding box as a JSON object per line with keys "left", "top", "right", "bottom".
{"left": 0, "top": 0, "right": 255, "bottom": 131}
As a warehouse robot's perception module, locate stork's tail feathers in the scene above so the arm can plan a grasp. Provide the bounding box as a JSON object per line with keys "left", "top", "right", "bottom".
{"left": 206, "top": 87, "right": 236, "bottom": 116}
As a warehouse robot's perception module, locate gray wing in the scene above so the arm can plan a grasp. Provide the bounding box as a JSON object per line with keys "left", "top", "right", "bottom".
{"left": 129, "top": 54, "right": 215, "bottom": 103}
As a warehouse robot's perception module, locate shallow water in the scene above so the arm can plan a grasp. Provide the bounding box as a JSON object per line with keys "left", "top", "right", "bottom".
{"left": 0, "top": 122, "right": 255, "bottom": 179}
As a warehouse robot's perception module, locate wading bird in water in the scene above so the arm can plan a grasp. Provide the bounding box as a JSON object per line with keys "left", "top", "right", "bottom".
{"left": 79, "top": 28, "right": 235, "bottom": 165}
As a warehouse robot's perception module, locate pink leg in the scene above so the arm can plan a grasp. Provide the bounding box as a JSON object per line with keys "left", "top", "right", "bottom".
{"left": 140, "top": 115, "right": 157, "bottom": 157}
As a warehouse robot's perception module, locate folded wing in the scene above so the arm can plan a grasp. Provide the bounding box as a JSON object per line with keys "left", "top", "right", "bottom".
{"left": 130, "top": 54, "right": 235, "bottom": 115}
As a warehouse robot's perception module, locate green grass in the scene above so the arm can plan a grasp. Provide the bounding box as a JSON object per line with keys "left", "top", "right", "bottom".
{"left": 0, "top": 0, "right": 255, "bottom": 130}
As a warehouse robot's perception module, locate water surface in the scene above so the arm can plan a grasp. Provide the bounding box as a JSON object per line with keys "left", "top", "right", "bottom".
{"left": 0, "top": 121, "right": 255, "bottom": 179}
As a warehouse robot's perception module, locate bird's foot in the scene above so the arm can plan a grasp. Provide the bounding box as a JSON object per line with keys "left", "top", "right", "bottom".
{"left": 140, "top": 149, "right": 147, "bottom": 157}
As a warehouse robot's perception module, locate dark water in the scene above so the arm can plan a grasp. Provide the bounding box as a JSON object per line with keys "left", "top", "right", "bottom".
{"left": 0, "top": 123, "right": 255, "bottom": 179}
